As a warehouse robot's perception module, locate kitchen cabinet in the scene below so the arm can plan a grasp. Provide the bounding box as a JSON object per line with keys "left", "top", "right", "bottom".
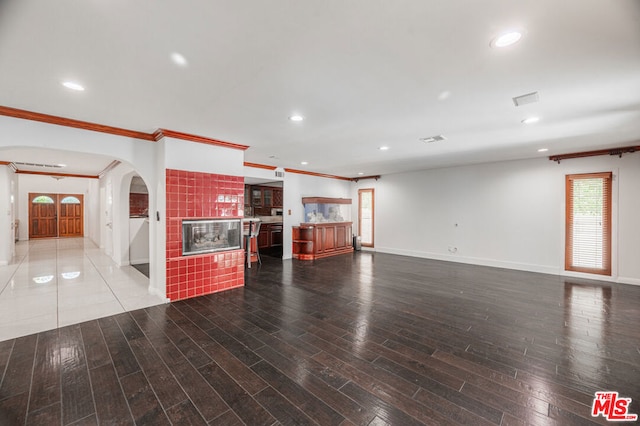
{"left": 257, "top": 222, "right": 284, "bottom": 250}
{"left": 248, "top": 186, "right": 283, "bottom": 208}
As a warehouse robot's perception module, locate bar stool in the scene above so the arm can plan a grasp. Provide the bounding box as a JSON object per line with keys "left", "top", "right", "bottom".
{"left": 243, "top": 220, "right": 261, "bottom": 268}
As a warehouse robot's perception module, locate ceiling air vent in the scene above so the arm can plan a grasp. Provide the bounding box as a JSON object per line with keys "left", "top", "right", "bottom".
{"left": 512, "top": 91, "right": 539, "bottom": 107}
{"left": 13, "top": 161, "right": 64, "bottom": 168}
{"left": 420, "top": 135, "right": 446, "bottom": 143}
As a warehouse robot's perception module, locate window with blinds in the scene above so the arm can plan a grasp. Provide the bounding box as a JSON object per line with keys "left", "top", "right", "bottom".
{"left": 565, "top": 172, "right": 612, "bottom": 276}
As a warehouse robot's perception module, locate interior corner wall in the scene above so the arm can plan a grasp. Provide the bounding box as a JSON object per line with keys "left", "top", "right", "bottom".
{"left": 362, "top": 155, "right": 640, "bottom": 285}
{"left": 282, "top": 172, "right": 352, "bottom": 259}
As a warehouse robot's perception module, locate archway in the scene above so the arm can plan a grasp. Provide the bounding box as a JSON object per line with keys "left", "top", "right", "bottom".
{"left": 128, "top": 174, "right": 150, "bottom": 277}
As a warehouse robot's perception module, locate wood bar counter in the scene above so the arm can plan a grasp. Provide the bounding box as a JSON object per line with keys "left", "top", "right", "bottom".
{"left": 292, "top": 222, "right": 353, "bottom": 260}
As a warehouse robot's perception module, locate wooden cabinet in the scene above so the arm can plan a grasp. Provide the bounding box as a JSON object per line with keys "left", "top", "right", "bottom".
{"left": 251, "top": 188, "right": 262, "bottom": 207}
{"left": 292, "top": 222, "right": 353, "bottom": 260}
{"left": 270, "top": 223, "right": 283, "bottom": 247}
{"left": 247, "top": 185, "right": 283, "bottom": 209}
{"left": 273, "top": 189, "right": 283, "bottom": 208}
{"left": 257, "top": 226, "right": 270, "bottom": 249}
{"left": 262, "top": 189, "right": 273, "bottom": 207}
{"left": 257, "top": 223, "right": 283, "bottom": 249}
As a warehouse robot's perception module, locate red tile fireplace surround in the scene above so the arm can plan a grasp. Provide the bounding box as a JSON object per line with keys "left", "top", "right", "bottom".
{"left": 165, "top": 168, "right": 245, "bottom": 301}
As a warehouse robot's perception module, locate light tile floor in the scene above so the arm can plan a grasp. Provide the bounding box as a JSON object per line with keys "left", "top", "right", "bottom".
{"left": 0, "top": 238, "right": 166, "bottom": 341}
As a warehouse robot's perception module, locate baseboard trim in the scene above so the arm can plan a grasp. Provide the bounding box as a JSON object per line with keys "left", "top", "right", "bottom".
{"left": 375, "top": 247, "right": 559, "bottom": 276}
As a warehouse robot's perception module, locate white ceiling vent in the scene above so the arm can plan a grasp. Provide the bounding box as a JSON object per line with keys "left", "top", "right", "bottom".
{"left": 14, "top": 161, "right": 64, "bottom": 169}
{"left": 512, "top": 91, "right": 539, "bottom": 107}
{"left": 420, "top": 135, "right": 446, "bottom": 143}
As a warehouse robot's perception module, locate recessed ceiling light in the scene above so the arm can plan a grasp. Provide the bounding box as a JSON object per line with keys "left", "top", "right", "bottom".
{"left": 357, "top": 172, "right": 364, "bottom": 176}
{"left": 492, "top": 30, "right": 523, "bottom": 48}
{"left": 170, "top": 52, "right": 188, "bottom": 66}
{"left": 538, "top": 148, "right": 549, "bottom": 153}
{"left": 289, "top": 115, "right": 304, "bottom": 122}
{"left": 301, "top": 161, "right": 308, "bottom": 165}
{"left": 62, "top": 81, "right": 85, "bottom": 91}
{"left": 379, "top": 146, "right": 389, "bottom": 151}
{"left": 437, "top": 91, "right": 451, "bottom": 101}
{"left": 57, "top": 163, "right": 67, "bottom": 167}
{"left": 522, "top": 117, "right": 540, "bottom": 124}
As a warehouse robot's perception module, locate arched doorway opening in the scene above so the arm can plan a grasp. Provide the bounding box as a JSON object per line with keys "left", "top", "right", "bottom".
{"left": 128, "top": 175, "right": 150, "bottom": 277}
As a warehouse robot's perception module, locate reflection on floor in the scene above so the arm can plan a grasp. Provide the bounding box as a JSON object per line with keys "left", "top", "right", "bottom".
{"left": 0, "top": 238, "right": 165, "bottom": 342}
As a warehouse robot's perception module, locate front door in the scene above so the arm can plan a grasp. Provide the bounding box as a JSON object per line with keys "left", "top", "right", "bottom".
{"left": 29, "top": 193, "right": 58, "bottom": 238}
{"left": 59, "top": 195, "right": 84, "bottom": 237}
{"left": 29, "top": 193, "right": 84, "bottom": 239}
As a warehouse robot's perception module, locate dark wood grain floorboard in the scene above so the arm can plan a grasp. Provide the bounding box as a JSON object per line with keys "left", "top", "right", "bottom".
{"left": 198, "top": 362, "right": 276, "bottom": 426}
{"left": 1, "top": 252, "right": 639, "bottom": 424}
{"left": 26, "top": 402, "right": 61, "bottom": 425}
{"left": 120, "top": 371, "right": 171, "bottom": 425}
{"left": 27, "top": 329, "right": 60, "bottom": 414}
{"left": 79, "top": 321, "right": 110, "bottom": 370}
{"left": 98, "top": 316, "right": 140, "bottom": 378}
{"left": 164, "top": 399, "right": 207, "bottom": 426}
{"left": 0, "top": 392, "right": 28, "bottom": 425}
{"left": 251, "top": 360, "right": 345, "bottom": 425}
{"left": 0, "top": 339, "right": 14, "bottom": 384}
{"left": 59, "top": 325, "right": 95, "bottom": 425}
{"left": 88, "top": 363, "right": 134, "bottom": 425}
{"left": 0, "top": 334, "right": 37, "bottom": 398}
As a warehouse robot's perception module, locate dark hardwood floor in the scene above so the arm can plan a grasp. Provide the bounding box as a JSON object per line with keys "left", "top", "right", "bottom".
{"left": 1, "top": 252, "right": 639, "bottom": 425}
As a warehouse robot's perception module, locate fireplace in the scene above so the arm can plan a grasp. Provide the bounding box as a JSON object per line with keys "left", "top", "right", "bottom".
{"left": 182, "top": 219, "right": 241, "bottom": 256}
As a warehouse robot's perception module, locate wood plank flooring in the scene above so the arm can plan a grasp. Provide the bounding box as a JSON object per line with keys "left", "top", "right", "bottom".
{"left": 1, "top": 252, "right": 639, "bottom": 425}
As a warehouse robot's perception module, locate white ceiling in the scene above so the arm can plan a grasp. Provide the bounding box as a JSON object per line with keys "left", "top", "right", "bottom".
{"left": 0, "top": 0, "right": 639, "bottom": 177}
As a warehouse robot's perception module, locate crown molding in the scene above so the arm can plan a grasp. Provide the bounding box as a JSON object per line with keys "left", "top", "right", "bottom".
{"left": 0, "top": 105, "right": 156, "bottom": 141}
{"left": 243, "top": 162, "right": 277, "bottom": 170}
{"left": 154, "top": 129, "right": 249, "bottom": 150}
{"left": 284, "top": 168, "right": 352, "bottom": 181}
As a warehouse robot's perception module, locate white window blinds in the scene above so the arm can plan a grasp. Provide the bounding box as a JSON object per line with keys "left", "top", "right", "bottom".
{"left": 565, "top": 172, "right": 612, "bottom": 276}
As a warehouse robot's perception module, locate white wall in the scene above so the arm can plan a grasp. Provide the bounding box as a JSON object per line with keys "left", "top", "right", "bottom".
{"left": 0, "top": 166, "right": 14, "bottom": 264}
{"left": 353, "top": 155, "right": 640, "bottom": 285}
{"left": 16, "top": 174, "right": 95, "bottom": 242}
{"left": 243, "top": 165, "right": 285, "bottom": 182}
{"left": 282, "top": 172, "right": 352, "bottom": 259}
{"left": 164, "top": 138, "right": 244, "bottom": 176}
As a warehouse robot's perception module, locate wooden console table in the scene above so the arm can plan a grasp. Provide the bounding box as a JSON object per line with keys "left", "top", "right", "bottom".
{"left": 292, "top": 222, "right": 353, "bottom": 260}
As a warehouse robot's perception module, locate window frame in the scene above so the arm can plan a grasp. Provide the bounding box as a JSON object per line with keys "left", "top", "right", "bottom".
{"left": 565, "top": 172, "right": 612, "bottom": 276}
{"left": 358, "top": 188, "right": 375, "bottom": 248}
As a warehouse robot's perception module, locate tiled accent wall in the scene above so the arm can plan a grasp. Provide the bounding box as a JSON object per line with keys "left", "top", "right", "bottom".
{"left": 165, "top": 169, "right": 245, "bottom": 301}
{"left": 129, "top": 193, "right": 149, "bottom": 216}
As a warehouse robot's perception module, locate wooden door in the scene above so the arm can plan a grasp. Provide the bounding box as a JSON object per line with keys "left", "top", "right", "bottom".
{"left": 29, "top": 194, "right": 58, "bottom": 238}
{"left": 59, "top": 194, "right": 84, "bottom": 237}
{"left": 29, "top": 193, "right": 84, "bottom": 239}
